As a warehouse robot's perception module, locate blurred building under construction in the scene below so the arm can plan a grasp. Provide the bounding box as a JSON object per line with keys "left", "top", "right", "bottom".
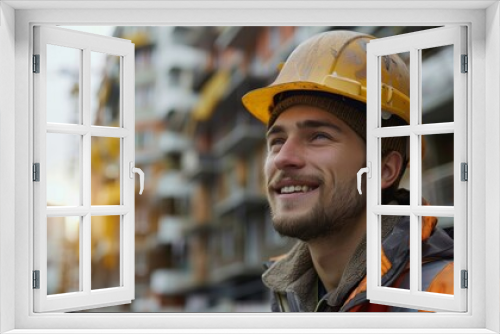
{"left": 66, "top": 26, "right": 453, "bottom": 312}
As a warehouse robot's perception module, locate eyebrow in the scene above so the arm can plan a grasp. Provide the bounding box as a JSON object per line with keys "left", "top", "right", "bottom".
{"left": 266, "top": 119, "right": 343, "bottom": 138}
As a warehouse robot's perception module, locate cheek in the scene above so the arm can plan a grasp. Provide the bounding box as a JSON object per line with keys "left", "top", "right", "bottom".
{"left": 264, "top": 155, "right": 274, "bottom": 180}
{"left": 353, "top": 143, "right": 366, "bottom": 168}
{"left": 323, "top": 148, "right": 365, "bottom": 182}
{"left": 340, "top": 140, "right": 366, "bottom": 171}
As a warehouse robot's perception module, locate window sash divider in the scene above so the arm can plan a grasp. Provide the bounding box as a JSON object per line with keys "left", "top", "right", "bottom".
{"left": 410, "top": 205, "right": 455, "bottom": 217}
{"left": 46, "top": 123, "right": 130, "bottom": 138}
{"left": 82, "top": 213, "right": 91, "bottom": 293}
{"left": 46, "top": 205, "right": 130, "bottom": 216}
{"left": 411, "top": 122, "right": 454, "bottom": 135}
{"left": 90, "top": 126, "right": 130, "bottom": 138}
{"left": 90, "top": 205, "right": 130, "bottom": 216}
{"left": 46, "top": 123, "right": 88, "bottom": 135}
{"left": 409, "top": 47, "right": 420, "bottom": 206}
{"left": 372, "top": 205, "right": 454, "bottom": 217}
{"left": 372, "top": 125, "right": 412, "bottom": 138}
{"left": 372, "top": 123, "right": 455, "bottom": 138}
{"left": 373, "top": 205, "right": 412, "bottom": 216}
{"left": 46, "top": 206, "right": 90, "bottom": 216}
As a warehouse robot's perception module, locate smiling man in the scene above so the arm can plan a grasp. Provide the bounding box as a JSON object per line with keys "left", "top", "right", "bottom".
{"left": 241, "top": 30, "right": 455, "bottom": 312}
{"left": 265, "top": 104, "right": 366, "bottom": 244}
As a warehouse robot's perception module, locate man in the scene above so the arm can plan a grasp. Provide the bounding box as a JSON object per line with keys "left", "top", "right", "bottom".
{"left": 241, "top": 30, "right": 454, "bottom": 312}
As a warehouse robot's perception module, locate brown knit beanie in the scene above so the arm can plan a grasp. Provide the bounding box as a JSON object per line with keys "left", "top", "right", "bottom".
{"left": 270, "top": 90, "right": 367, "bottom": 141}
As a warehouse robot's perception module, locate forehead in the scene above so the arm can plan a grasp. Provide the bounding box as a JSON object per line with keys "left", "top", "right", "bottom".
{"left": 270, "top": 105, "right": 346, "bottom": 128}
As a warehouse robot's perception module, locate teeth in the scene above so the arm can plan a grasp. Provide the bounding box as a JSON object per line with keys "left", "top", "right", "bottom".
{"left": 280, "top": 185, "right": 312, "bottom": 194}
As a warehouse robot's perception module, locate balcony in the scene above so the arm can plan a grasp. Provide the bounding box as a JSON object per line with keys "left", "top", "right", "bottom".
{"left": 157, "top": 171, "right": 193, "bottom": 199}
{"left": 159, "top": 131, "right": 190, "bottom": 156}
{"left": 215, "top": 190, "right": 268, "bottom": 217}
{"left": 213, "top": 123, "right": 265, "bottom": 157}
{"left": 182, "top": 150, "right": 219, "bottom": 182}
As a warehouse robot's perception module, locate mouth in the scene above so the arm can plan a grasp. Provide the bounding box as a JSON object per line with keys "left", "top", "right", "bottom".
{"left": 278, "top": 184, "right": 318, "bottom": 195}
{"left": 271, "top": 178, "right": 321, "bottom": 197}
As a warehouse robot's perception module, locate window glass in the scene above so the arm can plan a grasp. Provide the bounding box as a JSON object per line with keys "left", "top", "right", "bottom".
{"left": 46, "top": 133, "right": 81, "bottom": 206}
{"left": 91, "top": 52, "right": 121, "bottom": 127}
{"left": 421, "top": 45, "right": 454, "bottom": 124}
{"left": 47, "top": 216, "right": 80, "bottom": 294}
{"left": 421, "top": 134, "right": 454, "bottom": 206}
{"left": 381, "top": 136, "right": 410, "bottom": 204}
{"left": 91, "top": 137, "right": 121, "bottom": 206}
{"left": 381, "top": 52, "right": 410, "bottom": 128}
{"left": 46, "top": 44, "right": 81, "bottom": 124}
{"left": 420, "top": 216, "right": 454, "bottom": 295}
{"left": 91, "top": 215, "right": 121, "bottom": 290}
{"left": 380, "top": 215, "right": 410, "bottom": 291}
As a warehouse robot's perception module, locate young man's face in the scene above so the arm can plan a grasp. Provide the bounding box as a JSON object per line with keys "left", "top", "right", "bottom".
{"left": 264, "top": 105, "right": 366, "bottom": 241}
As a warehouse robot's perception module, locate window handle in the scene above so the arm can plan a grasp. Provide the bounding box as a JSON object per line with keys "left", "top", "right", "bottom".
{"left": 357, "top": 162, "right": 371, "bottom": 195}
{"left": 129, "top": 162, "right": 144, "bottom": 195}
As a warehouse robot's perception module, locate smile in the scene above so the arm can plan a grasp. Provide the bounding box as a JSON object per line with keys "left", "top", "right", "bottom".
{"left": 279, "top": 185, "right": 315, "bottom": 194}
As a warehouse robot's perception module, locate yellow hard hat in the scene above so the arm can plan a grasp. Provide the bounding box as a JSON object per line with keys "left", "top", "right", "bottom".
{"left": 242, "top": 30, "right": 410, "bottom": 126}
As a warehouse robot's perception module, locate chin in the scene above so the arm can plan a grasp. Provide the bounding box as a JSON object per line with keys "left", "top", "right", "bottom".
{"left": 272, "top": 211, "right": 312, "bottom": 231}
{"left": 273, "top": 207, "right": 310, "bottom": 221}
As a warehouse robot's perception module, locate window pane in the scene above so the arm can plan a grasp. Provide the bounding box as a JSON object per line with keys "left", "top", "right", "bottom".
{"left": 46, "top": 44, "right": 81, "bottom": 124}
{"left": 47, "top": 133, "right": 81, "bottom": 206}
{"left": 422, "top": 133, "right": 454, "bottom": 206}
{"left": 47, "top": 216, "right": 80, "bottom": 295}
{"left": 91, "top": 215, "right": 121, "bottom": 290}
{"left": 91, "top": 137, "right": 121, "bottom": 206}
{"left": 380, "top": 136, "right": 410, "bottom": 205}
{"left": 381, "top": 52, "right": 410, "bottom": 128}
{"left": 381, "top": 215, "right": 410, "bottom": 290}
{"left": 420, "top": 216, "right": 454, "bottom": 295}
{"left": 91, "top": 52, "right": 121, "bottom": 127}
{"left": 421, "top": 45, "right": 454, "bottom": 124}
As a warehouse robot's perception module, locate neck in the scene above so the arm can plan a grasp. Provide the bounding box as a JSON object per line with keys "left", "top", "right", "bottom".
{"left": 307, "top": 210, "right": 366, "bottom": 293}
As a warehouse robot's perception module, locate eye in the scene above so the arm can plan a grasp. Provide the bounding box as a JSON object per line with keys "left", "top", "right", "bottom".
{"left": 311, "top": 132, "right": 332, "bottom": 141}
{"left": 267, "top": 137, "right": 285, "bottom": 151}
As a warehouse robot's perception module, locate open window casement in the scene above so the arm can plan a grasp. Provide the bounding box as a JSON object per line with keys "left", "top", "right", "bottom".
{"left": 364, "top": 26, "right": 467, "bottom": 312}
{"left": 33, "top": 26, "right": 141, "bottom": 312}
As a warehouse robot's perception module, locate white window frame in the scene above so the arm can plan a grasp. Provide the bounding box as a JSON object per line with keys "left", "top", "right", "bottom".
{"left": 365, "top": 26, "right": 467, "bottom": 312}
{"left": 33, "top": 25, "right": 136, "bottom": 312}
{"left": 0, "top": 2, "right": 498, "bottom": 333}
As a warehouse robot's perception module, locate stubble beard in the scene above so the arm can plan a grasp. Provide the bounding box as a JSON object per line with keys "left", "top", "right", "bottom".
{"left": 269, "top": 177, "right": 366, "bottom": 242}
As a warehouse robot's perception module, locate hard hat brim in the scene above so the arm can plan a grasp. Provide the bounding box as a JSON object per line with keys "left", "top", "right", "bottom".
{"left": 242, "top": 81, "right": 367, "bottom": 125}
{"left": 242, "top": 81, "right": 410, "bottom": 125}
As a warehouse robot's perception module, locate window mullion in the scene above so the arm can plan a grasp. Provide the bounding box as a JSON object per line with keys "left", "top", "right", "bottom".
{"left": 82, "top": 47, "right": 92, "bottom": 294}
{"left": 82, "top": 213, "right": 91, "bottom": 293}
{"left": 82, "top": 48, "right": 91, "bottom": 208}
{"left": 45, "top": 206, "right": 129, "bottom": 216}
{"left": 409, "top": 47, "right": 421, "bottom": 295}
{"left": 409, "top": 47, "right": 420, "bottom": 207}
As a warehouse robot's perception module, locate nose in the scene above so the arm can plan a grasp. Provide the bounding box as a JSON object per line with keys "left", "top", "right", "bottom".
{"left": 273, "top": 139, "right": 306, "bottom": 170}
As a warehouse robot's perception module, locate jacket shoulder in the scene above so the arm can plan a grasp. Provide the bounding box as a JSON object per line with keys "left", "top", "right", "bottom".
{"left": 425, "top": 261, "right": 454, "bottom": 294}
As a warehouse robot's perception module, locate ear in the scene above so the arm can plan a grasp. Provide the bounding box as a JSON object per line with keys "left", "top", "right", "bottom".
{"left": 381, "top": 151, "right": 404, "bottom": 190}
